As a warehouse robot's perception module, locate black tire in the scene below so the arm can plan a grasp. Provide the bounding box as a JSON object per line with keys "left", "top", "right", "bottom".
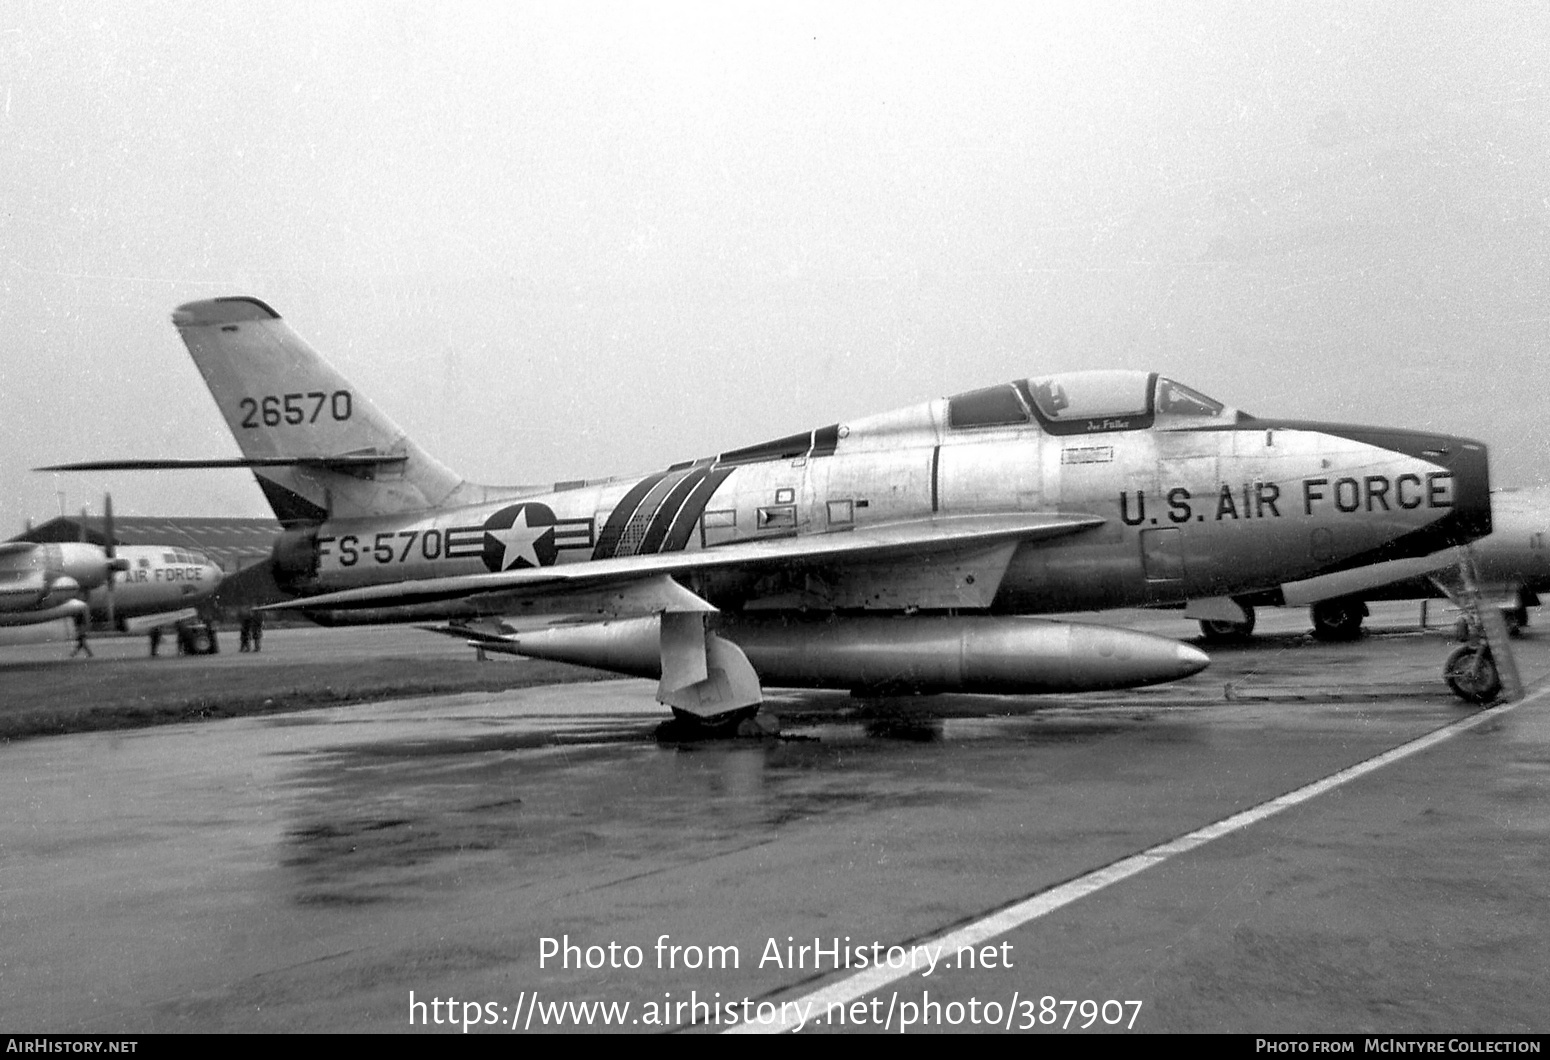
{"left": 1198, "top": 609, "right": 1255, "bottom": 643}
{"left": 1443, "top": 644, "right": 1501, "bottom": 704}
{"left": 189, "top": 628, "right": 213, "bottom": 654}
{"left": 1310, "top": 598, "right": 1366, "bottom": 641}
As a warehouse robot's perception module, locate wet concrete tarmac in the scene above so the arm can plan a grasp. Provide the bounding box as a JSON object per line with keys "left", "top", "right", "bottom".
{"left": 1, "top": 603, "right": 1547, "bottom": 1033}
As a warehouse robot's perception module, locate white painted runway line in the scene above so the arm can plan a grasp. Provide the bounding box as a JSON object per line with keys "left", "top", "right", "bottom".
{"left": 728, "top": 685, "right": 1545, "bottom": 1034}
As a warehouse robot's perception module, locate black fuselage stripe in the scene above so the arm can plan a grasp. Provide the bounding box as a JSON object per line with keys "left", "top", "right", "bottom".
{"left": 661, "top": 466, "right": 736, "bottom": 553}
{"left": 811, "top": 423, "right": 840, "bottom": 458}
{"left": 619, "top": 469, "right": 695, "bottom": 556}
{"left": 640, "top": 469, "right": 709, "bottom": 554}
{"left": 592, "top": 472, "right": 667, "bottom": 559}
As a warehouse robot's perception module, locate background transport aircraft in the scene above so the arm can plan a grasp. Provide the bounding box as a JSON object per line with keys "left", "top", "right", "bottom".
{"left": 85, "top": 544, "right": 223, "bottom": 634}
{"left": 1, "top": 500, "right": 223, "bottom": 641}
{"left": 47, "top": 296, "right": 1497, "bottom": 725}
{"left": 1195, "top": 485, "right": 1550, "bottom": 643}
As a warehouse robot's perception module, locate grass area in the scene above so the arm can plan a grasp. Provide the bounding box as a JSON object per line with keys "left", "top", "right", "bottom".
{"left": 0, "top": 653, "right": 616, "bottom": 741}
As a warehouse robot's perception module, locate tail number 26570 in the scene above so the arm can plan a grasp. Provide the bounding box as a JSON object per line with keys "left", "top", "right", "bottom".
{"left": 239, "top": 390, "right": 353, "bottom": 428}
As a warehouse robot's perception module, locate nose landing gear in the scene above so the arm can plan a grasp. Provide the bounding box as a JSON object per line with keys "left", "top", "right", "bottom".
{"left": 1433, "top": 549, "right": 1522, "bottom": 706}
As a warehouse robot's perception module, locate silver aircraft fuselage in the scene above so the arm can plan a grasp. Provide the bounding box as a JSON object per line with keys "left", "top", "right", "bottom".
{"left": 272, "top": 374, "right": 1490, "bottom": 621}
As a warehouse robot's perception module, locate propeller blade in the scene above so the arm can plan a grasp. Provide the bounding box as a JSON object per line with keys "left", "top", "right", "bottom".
{"left": 103, "top": 494, "right": 117, "bottom": 630}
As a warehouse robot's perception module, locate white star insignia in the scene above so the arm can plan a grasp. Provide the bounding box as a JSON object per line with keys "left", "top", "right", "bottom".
{"left": 489, "top": 508, "right": 552, "bottom": 570}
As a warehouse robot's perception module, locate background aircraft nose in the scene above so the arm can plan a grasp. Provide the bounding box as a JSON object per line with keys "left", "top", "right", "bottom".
{"left": 197, "top": 563, "right": 225, "bottom": 600}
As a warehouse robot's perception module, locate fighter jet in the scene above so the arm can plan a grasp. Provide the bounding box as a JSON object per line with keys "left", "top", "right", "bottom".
{"left": 45, "top": 296, "right": 1495, "bottom": 726}
{"left": 1, "top": 501, "right": 223, "bottom": 639}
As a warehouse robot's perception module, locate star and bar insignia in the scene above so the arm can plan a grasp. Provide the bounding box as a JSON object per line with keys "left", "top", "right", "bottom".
{"left": 480, "top": 504, "right": 594, "bottom": 572}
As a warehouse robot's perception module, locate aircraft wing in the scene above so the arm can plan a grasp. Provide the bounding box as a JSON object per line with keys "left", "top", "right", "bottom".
{"left": 262, "top": 511, "right": 1104, "bottom": 614}
{"left": 121, "top": 607, "right": 201, "bottom": 634}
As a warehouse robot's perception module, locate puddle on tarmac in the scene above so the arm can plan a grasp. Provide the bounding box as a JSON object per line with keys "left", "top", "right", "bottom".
{"left": 274, "top": 701, "right": 1175, "bottom": 906}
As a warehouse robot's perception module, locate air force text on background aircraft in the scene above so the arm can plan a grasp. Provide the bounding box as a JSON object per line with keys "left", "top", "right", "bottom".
{"left": 539, "top": 934, "right": 1014, "bottom": 975}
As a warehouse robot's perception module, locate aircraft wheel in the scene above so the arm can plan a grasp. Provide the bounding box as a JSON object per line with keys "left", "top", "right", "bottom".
{"left": 1310, "top": 598, "right": 1366, "bottom": 641}
{"left": 1443, "top": 644, "right": 1501, "bottom": 704}
{"left": 656, "top": 705, "right": 772, "bottom": 741}
{"left": 1198, "top": 610, "right": 1255, "bottom": 643}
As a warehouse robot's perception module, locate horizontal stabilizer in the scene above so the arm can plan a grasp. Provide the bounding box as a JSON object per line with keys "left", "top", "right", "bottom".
{"left": 37, "top": 455, "right": 408, "bottom": 472}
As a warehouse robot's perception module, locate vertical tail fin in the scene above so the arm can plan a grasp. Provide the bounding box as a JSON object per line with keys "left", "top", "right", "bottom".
{"left": 173, "top": 297, "right": 475, "bottom": 525}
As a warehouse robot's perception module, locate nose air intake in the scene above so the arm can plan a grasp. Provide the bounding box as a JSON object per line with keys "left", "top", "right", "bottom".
{"left": 1346, "top": 427, "right": 1491, "bottom": 548}
{"left": 1304, "top": 422, "right": 1492, "bottom": 554}
{"left": 1442, "top": 435, "right": 1492, "bottom": 544}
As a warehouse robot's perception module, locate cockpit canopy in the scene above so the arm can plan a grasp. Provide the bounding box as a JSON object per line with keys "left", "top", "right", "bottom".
{"left": 948, "top": 370, "right": 1242, "bottom": 435}
{"left": 712, "top": 370, "right": 1243, "bottom": 469}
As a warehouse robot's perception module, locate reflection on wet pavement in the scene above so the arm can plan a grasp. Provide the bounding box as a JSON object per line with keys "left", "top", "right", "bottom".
{"left": 2, "top": 608, "right": 1547, "bottom": 1031}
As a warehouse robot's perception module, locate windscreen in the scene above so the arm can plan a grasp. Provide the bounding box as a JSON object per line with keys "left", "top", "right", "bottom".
{"left": 1155, "top": 377, "right": 1226, "bottom": 418}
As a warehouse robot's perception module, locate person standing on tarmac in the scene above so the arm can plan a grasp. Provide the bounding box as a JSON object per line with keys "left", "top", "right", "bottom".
{"left": 70, "top": 614, "right": 93, "bottom": 658}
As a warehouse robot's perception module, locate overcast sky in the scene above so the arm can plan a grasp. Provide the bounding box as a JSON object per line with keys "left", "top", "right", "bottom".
{"left": 3, "top": 1, "right": 1547, "bottom": 532}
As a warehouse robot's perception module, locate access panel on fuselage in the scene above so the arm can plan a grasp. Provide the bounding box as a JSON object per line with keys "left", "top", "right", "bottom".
{"left": 698, "top": 447, "right": 937, "bottom": 547}
{"left": 935, "top": 430, "right": 1044, "bottom": 515}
